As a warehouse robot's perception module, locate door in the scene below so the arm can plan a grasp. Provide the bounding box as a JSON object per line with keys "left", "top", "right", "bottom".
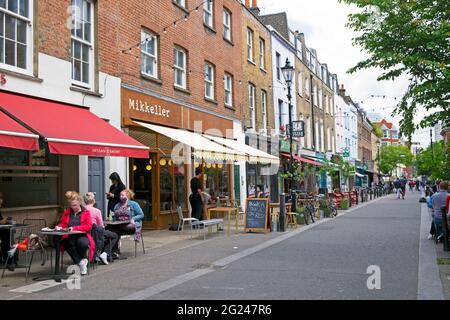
{"left": 88, "top": 157, "right": 105, "bottom": 217}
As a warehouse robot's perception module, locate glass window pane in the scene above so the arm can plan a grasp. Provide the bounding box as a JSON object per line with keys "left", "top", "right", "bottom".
{"left": 83, "top": 1, "right": 91, "bottom": 22}
{"left": 83, "top": 22, "right": 91, "bottom": 42}
{"left": 5, "top": 15, "right": 15, "bottom": 40}
{"left": 178, "top": 51, "right": 184, "bottom": 67}
{"left": 7, "top": 0, "right": 18, "bottom": 13}
{"left": 0, "top": 39, "right": 4, "bottom": 63}
{"left": 19, "top": 0, "right": 28, "bottom": 17}
{"left": 81, "top": 43, "right": 89, "bottom": 62}
{"left": 5, "top": 39, "right": 14, "bottom": 65}
{"left": 82, "top": 61, "right": 89, "bottom": 83}
{"left": 16, "top": 19, "right": 26, "bottom": 44}
{"left": 73, "top": 40, "right": 81, "bottom": 59}
{"left": 76, "top": 19, "right": 83, "bottom": 38}
{"left": 0, "top": 13, "right": 3, "bottom": 37}
{"left": 73, "top": 59, "right": 81, "bottom": 81}
{"left": 0, "top": 0, "right": 5, "bottom": 8}
{"left": 160, "top": 158, "right": 173, "bottom": 211}
{"left": 16, "top": 42, "right": 25, "bottom": 68}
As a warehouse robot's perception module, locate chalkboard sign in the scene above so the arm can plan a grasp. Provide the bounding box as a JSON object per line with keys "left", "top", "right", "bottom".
{"left": 244, "top": 198, "right": 269, "bottom": 233}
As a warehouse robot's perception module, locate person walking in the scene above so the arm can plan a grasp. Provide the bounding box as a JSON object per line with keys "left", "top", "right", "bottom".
{"left": 189, "top": 167, "right": 204, "bottom": 221}
{"left": 106, "top": 172, "right": 126, "bottom": 219}
{"left": 400, "top": 177, "right": 408, "bottom": 199}
{"left": 393, "top": 178, "right": 401, "bottom": 199}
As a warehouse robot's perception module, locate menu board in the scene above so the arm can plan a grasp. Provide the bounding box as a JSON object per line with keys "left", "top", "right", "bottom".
{"left": 244, "top": 198, "right": 269, "bottom": 233}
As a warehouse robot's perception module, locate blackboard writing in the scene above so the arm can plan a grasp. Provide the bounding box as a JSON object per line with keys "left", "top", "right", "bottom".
{"left": 245, "top": 198, "right": 269, "bottom": 232}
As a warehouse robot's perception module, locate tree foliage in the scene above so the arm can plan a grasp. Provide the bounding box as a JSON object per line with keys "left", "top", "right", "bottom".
{"left": 371, "top": 123, "right": 383, "bottom": 138}
{"left": 378, "top": 145, "right": 413, "bottom": 176}
{"left": 415, "top": 140, "right": 450, "bottom": 180}
{"left": 340, "top": 0, "right": 450, "bottom": 138}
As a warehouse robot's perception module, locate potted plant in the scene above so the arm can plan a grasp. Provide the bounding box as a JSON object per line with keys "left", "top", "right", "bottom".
{"left": 320, "top": 199, "right": 331, "bottom": 218}
{"left": 296, "top": 207, "right": 305, "bottom": 225}
{"left": 340, "top": 198, "right": 349, "bottom": 210}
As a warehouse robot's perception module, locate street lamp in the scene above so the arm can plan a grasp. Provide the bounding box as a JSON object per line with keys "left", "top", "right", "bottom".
{"left": 376, "top": 139, "right": 381, "bottom": 183}
{"left": 281, "top": 58, "right": 294, "bottom": 195}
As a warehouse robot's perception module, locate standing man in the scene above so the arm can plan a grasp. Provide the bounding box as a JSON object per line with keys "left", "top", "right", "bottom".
{"left": 400, "top": 176, "right": 408, "bottom": 199}
{"left": 394, "top": 178, "right": 401, "bottom": 199}
{"left": 189, "top": 167, "right": 204, "bottom": 221}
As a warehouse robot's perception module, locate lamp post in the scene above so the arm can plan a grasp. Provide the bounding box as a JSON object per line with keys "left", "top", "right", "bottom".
{"left": 376, "top": 139, "right": 381, "bottom": 183}
{"left": 281, "top": 58, "right": 295, "bottom": 194}
{"left": 280, "top": 59, "right": 295, "bottom": 231}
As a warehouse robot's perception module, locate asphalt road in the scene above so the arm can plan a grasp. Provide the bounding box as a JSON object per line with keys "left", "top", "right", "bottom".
{"left": 150, "top": 192, "right": 421, "bottom": 300}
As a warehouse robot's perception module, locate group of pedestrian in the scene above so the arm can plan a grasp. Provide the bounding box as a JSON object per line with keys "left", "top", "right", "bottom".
{"left": 393, "top": 177, "right": 408, "bottom": 200}
{"left": 426, "top": 181, "right": 450, "bottom": 242}
{"left": 0, "top": 172, "right": 144, "bottom": 275}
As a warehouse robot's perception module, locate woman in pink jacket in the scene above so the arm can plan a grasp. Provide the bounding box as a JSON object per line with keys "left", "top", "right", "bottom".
{"left": 56, "top": 191, "right": 94, "bottom": 275}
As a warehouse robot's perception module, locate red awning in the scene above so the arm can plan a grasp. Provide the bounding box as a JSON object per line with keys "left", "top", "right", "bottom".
{"left": 0, "top": 110, "right": 39, "bottom": 151}
{"left": 0, "top": 91, "right": 149, "bottom": 158}
{"left": 280, "top": 152, "right": 322, "bottom": 166}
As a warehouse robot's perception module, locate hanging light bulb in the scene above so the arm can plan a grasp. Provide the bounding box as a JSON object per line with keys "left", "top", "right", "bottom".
{"left": 195, "top": 6, "right": 199, "bottom": 12}
{"left": 206, "top": 163, "right": 212, "bottom": 169}
{"left": 168, "top": 160, "right": 173, "bottom": 166}
{"left": 160, "top": 159, "right": 167, "bottom": 166}
{"left": 146, "top": 165, "right": 152, "bottom": 171}
{"left": 133, "top": 165, "right": 137, "bottom": 171}
{"left": 163, "top": 28, "right": 167, "bottom": 34}
{"left": 217, "top": 163, "right": 223, "bottom": 169}
{"left": 184, "top": 14, "right": 188, "bottom": 21}
{"left": 174, "top": 21, "right": 177, "bottom": 27}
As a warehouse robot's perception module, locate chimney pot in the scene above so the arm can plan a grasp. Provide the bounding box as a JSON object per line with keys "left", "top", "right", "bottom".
{"left": 252, "top": 0, "right": 257, "bottom": 7}
{"left": 245, "top": 0, "right": 250, "bottom": 7}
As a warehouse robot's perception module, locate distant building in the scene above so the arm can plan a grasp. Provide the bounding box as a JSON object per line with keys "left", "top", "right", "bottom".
{"left": 373, "top": 119, "right": 401, "bottom": 146}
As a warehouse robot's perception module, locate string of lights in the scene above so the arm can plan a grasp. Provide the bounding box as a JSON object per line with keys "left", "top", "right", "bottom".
{"left": 120, "top": 0, "right": 209, "bottom": 55}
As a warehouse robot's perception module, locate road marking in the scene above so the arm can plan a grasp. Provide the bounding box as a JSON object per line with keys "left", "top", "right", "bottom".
{"left": 417, "top": 202, "right": 444, "bottom": 300}
{"left": 10, "top": 280, "right": 69, "bottom": 294}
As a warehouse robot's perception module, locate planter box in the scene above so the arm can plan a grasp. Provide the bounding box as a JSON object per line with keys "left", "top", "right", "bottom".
{"left": 341, "top": 199, "right": 349, "bottom": 210}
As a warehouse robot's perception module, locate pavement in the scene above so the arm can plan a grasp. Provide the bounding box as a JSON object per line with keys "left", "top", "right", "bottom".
{"left": 0, "top": 191, "right": 446, "bottom": 300}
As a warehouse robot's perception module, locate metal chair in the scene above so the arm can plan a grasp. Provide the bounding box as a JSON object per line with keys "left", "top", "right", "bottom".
{"left": 177, "top": 206, "right": 198, "bottom": 232}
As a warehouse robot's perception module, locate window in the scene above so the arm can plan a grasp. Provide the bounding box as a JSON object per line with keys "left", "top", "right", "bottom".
{"left": 203, "top": 0, "right": 213, "bottom": 28}
{"left": 173, "top": 47, "right": 186, "bottom": 89}
{"left": 298, "top": 72, "right": 303, "bottom": 96}
{"left": 324, "top": 94, "right": 328, "bottom": 113}
{"left": 71, "top": 0, "right": 93, "bottom": 86}
{"left": 141, "top": 30, "right": 158, "bottom": 78}
{"left": 318, "top": 88, "right": 323, "bottom": 109}
{"left": 304, "top": 76, "right": 310, "bottom": 100}
{"left": 223, "top": 9, "right": 231, "bottom": 41}
{"left": 0, "top": 0, "right": 32, "bottom": 71}
{"left": 383, "top": 130, "right": 389, "bottom": 138}
{"left": 247, "top": 28, "right": 254, "bottom": 62}
{"left": 224, "top": 73, "right": 233, "bottom": 107}
{"left": 261, "top": 90, "right": 267, "bottom": 131}
{"left": 275, "top": 52, "right": 281, "bottom": 81}
{"left": 392, "top": 130, "right": 398, "bottom": 139}
{"left": 259, "top": 38, "right": 265, "bottom": 69}
{"left": 248, "top": 83, "right": 256, "bottom": 129}
{"left": 313, "top": 84, "right": 317, "bottom": 106}
{"left": 173, "top": 0, "right": 185, "bottom": 8}
{"left": 204, "top": 62, "right": 215, "bottom": 99}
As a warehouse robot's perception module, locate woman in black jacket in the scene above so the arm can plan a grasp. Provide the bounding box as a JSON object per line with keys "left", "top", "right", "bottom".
{"left": 106, "top": 172, "right": 125, "bottom": 218}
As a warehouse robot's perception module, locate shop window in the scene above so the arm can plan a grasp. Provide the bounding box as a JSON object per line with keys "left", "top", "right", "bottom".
{"left": 159, "top": 156, "right": 186, "bottom": 211}
{"left": 0, "top": 146, "right": 59, "bottom": 209}
{"left": 204, "top": 163, "right": 229, "bottom": 200}
{"left": 131, "top": 157, "right": 154, "bottom": 222}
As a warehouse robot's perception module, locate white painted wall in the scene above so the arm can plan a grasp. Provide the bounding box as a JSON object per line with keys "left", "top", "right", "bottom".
{"left": 334, "top": 94, "right": 358, "bottom": 162}
{"left": 233, "top": 120, "right": 247, "bottom": 210}
{"left": 1, "top": 53, "right": 125, "bottom": 196}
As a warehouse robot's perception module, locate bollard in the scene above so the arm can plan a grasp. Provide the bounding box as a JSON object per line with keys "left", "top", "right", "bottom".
{"left": 442, "top": 206, "right": 449, "bottom": 251}
{"left": 279, "top": 193, "right": 286, "bottom": 232}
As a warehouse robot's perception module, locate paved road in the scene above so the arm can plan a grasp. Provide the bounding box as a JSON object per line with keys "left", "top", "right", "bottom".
{"left": 3, "top": 191, "right": 425, "bottom": 300}
{"left": 149, "top": 192, "right": 422, "bottom": 300}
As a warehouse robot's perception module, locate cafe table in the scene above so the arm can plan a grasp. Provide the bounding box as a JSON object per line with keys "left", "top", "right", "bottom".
{"left": 207, "top": 207, "right": 239, "bottom": 237}
{"left": 37, "top": 230, "right": 86, "bottom": 282}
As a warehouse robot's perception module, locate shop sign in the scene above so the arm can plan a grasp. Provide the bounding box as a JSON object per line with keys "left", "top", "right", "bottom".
{"left": 343, "top": 148, "right": 349, "bottom": 157}
{"left": 315, "top": 152, "right": 326, "bottom": 161}
{"left": 280, "top": 140, "right": 290, "bottom": 153}
{"left": 0, "top": 73, "right": 6, "bottom": 85}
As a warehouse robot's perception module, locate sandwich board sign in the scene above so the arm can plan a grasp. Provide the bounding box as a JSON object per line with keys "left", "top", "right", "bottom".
{"left": 244, "top": 198, "right": 269, "bottom": 233}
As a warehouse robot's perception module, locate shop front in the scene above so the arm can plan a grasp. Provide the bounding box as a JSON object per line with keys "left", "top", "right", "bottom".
{"left": 121, "top": 87, "right": 251, "bottom": 230}
{"left": 0, "top": 91, "right": 148, "bottom": 224}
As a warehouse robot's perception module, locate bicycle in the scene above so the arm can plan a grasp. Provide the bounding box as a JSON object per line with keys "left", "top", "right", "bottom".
{"left": 328, "top": 196, "right": 338, "bottom": 217}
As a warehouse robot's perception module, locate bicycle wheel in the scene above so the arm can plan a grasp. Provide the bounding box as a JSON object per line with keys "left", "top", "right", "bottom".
{"left": 302, "top": 210, "right": 309, "bottom": 225}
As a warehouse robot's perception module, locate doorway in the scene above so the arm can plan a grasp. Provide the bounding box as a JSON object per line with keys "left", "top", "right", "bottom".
{"left": 88, "top": 157, "right": 105, "bottom": 216}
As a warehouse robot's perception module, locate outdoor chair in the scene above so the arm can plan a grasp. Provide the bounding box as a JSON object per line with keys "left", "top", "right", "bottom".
{"left": 177, "top": 205, "right": 198, "bottom": 232}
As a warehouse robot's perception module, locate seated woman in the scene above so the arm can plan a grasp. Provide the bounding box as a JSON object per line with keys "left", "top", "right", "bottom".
{"left": 56, "top": 191, "right": 94, "bottom": 275}
{"left": 0, "top": 192, "right": 18, "bottom": 271}
{"left": 83, "top": 192, "right": 118, "bottom": 264}
{"left": 108, "top": 189, "right": 144, "bottom": 258}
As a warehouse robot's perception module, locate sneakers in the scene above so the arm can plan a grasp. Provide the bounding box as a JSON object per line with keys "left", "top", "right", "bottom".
{"left": 79, "top": 258, "right": 88, "bottom": 275}
{"left": 99, "top": 252, "right": 109, "bottom": 265}
{"left": 427, "top": 234, "right": 433, "bottom": 240}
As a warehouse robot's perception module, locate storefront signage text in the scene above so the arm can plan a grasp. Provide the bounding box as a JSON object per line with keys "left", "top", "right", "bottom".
{"left": 128, "top": 98, "right": 171, "bottom": 119}
{"left": 0, "top": 73, "right": 6, "bottom": 85}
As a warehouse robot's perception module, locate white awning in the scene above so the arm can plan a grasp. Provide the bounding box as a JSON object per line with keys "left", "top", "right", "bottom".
{"left": 203, "top": 134, "right": 280, "bottom": 165}
{"left": 133, "top": 121, "right": 246, "bottom": 162}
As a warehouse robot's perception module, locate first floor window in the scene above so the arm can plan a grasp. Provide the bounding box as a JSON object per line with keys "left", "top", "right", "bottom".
{"left": 141, "top": 30, "right": 158, "bottom": 78}
{"left": 205, "top": 63, "right": 215, "bottom": 99}
{"left": 204, "top": 0, "right": 213, "bottom": 27}
{"left": 261, "top": 90, "right": 267, "bottom": 131}
{"left": 173, "top": 47, "right": 186, "bottom": 89}
{"left": 224, "top": 73, "right": 233, "bottom": 107}
{"left": 248, "top": 84, "right": 256, "bottom": 129}
{"left": 0, "top": 0, "right": 31, "bottom": 70}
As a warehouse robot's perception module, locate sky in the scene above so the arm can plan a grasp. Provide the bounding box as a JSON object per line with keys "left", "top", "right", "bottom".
{"left": 257, "top": 0, "right": 434, "bottom": 147}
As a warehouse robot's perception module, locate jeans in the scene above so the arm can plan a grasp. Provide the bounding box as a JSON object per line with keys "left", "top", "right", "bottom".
{"left": 107, "top": 223, "right": 136, "bottom": 254}
{"left": 103, "top": 230, "right": 118, "bottom": 257}
{"left": 61, "top": 234, "right": 90, "bottom": 265}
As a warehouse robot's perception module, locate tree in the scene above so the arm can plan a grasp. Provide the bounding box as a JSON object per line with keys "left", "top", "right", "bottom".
{"left": 378, "top": 145, "right": 413, "bottom": 176}
{"left": 415, "top": 140, "right": 450, "bottom": 180}
{"left": 339, "top": 0, "right": 450, "bottom": 139}
{"left": 372, "top": 123, "right": 383, "bottom": 138}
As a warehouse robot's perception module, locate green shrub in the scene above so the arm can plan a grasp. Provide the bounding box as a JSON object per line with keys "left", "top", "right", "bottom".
{"left": 341, "top": 198, "right": 349, "bottom": 210}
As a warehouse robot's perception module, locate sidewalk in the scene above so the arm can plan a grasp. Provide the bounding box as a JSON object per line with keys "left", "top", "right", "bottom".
{"left": 0, "top": 195, "right": 389, "bottom": 297}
